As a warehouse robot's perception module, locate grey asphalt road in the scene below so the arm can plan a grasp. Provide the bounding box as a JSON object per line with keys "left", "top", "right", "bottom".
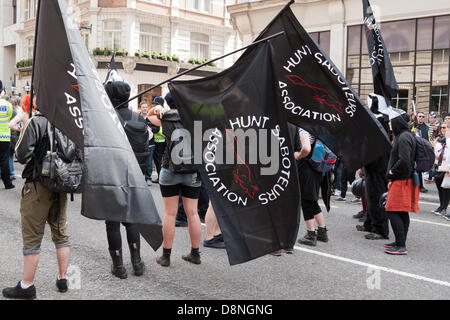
{"left": 1, "top": 163, "right": 449, "bottom": 300}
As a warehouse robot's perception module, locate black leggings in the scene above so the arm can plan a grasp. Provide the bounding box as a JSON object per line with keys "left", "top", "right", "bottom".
{"left": 302, "top": 199, "right": 322, "bottom": 221}
{"left": 387, "top": 211, "right": 410, "bottom": 247}
{"left": 435, "top": 174, "right": 450, "bottom": 210}
{"left": 105, "top": 221, "right": 140, "bottom": 251}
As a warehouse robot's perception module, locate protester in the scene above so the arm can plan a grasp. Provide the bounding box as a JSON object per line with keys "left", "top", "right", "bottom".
{"left": 103, "top": 80, "right": 147, "bottom": 278}
{"left": 335, "top": 164, "right": 356, "bottom": 202}
{"left": 140, "top": 101, "right": 159, "bottom": 186}
{"left": 176, "top": 183, "right": 209, "bottom": 227}
{"left": 152, "top": 96, "right": 166, "bottom": 184}
{"left": 2, "top": 95, "right": 70, "bottom": 299}
{"left": 428, "top": 112, "right": 437, "bottom": 138}
{"left": 148, "top": 93, "right": 202, "bottom": 267}
{"left": 432, "top": 123, "right": 450, "bottom": 217}
{"left": 203, "top": 202, "right": 225, "bottom": 249}
{"left": 384, "top": 113, "right": 419, "bottom": 255}
{"left": 411, "top": 111, "right": 429, "bottom": 193}
{"left": 295, "top": 128, "right": 330, "bottom": 246}
{"left": 0, "top": 95, "right": 14, "bottom": 190}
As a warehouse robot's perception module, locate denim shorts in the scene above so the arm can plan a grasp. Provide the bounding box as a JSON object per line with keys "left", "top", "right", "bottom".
{"left": 159, "top": 168, "right": 201, "bottom": 199}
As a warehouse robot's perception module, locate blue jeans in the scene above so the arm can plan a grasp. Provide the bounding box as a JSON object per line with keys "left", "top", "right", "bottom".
{"left": 9, "top": 154, "right": 14, "bottom": 179}
{"left": 145, "top": 145, "right": 155, "bottom": 180}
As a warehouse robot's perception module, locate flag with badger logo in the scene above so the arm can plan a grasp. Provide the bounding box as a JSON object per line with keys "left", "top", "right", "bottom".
{"left": 169, "top": 42, "right": 301, "bottom": 266}
{"left": 241, "top": 4, "right": 391, "bottom": 172}
{"left": 31, "top": 0, "right": 162, "bottom": 250}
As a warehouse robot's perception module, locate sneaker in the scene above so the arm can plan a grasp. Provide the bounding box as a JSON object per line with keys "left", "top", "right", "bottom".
{"left": 182, "top": 252, "right": 201, "bottom": 265}
{"left": 353, "top": 211, "right": 365, "bottom": 219}
{"left": 356, "top": 225, "right": 370, "bottom": 232}
{"left": 432, "top": 207, "right": 443, "bottom": 215}
{"left": 384, "top": 242, "right": 396, "bottom": 248}
{"left": 56, "top": 278, "right": 68, "bottom": 293}
{"left": 213, "top": 234, "right": 224, "bottom": 242}
{"left": 335, "top": 197, "right": 346, "bottom": 202}
{"left": 175, "top": 219, "right": 188, "bottom": 227}
{"left": 384, "top": 246, "right": 408, "bottom": 255}
{"left": 2, "top": 282, "right": 36, "bottom": 300}
{"left": 5, "top": 184, "right": 15, "bottom": 190}
{"left": 365, "top": 233, "right": 388, "bottom": 240}
{"left": 269, "top": 250, "right": 282, "bottom": 256}
{"left": 203, "top": 237, "right": 226, "bottom": 249}
{"left": 420, "top": 187, "right": 428, "bottom": 193}
{"left": 351, "top": 198, "right": 362, "bottom": 204}
{"left": 156, "top": 255, "right": 170, "bottom": 267}
{"left": 445, "top": 214, "right": 450, "bottom": 221}
{"left": 146, "top": 179, "right": 152, "bottom": 186}
{"left": 283, "top": 248, "right": 294, "bottom": 254}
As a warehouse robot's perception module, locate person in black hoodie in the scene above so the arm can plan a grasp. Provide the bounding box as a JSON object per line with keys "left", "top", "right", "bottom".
{"left": 384, "top": 113, "right": 419, "bottom": 255}
{"left": 103, "top": 81, "right": 148, "bottom": 278}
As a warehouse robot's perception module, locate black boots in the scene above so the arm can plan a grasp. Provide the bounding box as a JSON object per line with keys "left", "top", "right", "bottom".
{"left": 317, "top": 226, "right": 329, "bottom": 242}
{"left": 298, "top": 230, "right": 317, "bottom": 246}
{"left": 157, "top": 248, "right": 172, "bottom": 267}
{"left": 109, "top": 249, "right": 127, "bottom": 279}
{"left": 129, "top": 243, "right": 145, "bottom": 276}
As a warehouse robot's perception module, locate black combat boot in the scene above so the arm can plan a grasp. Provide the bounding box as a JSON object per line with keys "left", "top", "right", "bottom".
{"left": 297, "top": 230, "right": 317, "bottom": 246}
{"left": 109, "top": 249, "right": 127, "bottom": 279}
{"left": 317, "top": 226, "right": 329, "bottom": 242}
{"left": 129, "top": 243, "right": 145, "bottom": 276}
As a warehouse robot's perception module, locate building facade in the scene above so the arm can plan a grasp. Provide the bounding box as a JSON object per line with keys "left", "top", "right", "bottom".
{"left": 227, "top": 0, "right": 450, "bottom": 115}
{"left": 0, "top": 0, "right": 241, "bottom": 109}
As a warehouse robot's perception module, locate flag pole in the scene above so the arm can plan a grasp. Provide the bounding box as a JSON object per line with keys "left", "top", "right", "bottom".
{"left": 115, "top": 31, "right": 286, "bottom": 109}
{"left": 29, "top": 0, "right": 42, "bottom": 118}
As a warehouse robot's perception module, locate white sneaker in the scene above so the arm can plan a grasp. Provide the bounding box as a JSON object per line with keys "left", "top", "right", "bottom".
{"left": 146, "top": 179, "right": 152, "bottom": 186}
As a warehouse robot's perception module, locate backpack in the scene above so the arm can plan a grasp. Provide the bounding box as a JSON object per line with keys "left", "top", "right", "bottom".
{"left": 117, "top": 111, "right": 150, "bottom": 174}
{"left": 34, "top": 122, "right": 83, "bottom": 194}
{"left": 164, "top": 120, "right": 196, "bottom": 174}
{"left": 307, "top": 139, "right": 337, "bottom": 176}
{"left": 414, "top": 135, "right": 435, "bottom": 172}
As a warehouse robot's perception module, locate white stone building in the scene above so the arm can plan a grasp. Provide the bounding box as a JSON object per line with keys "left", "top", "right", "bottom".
{"left": 0, "top": 0, "right": 242, "bottom": 109}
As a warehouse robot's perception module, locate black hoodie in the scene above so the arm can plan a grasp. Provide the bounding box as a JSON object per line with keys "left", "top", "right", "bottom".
{"left": 387, "top": 115, "right": 416, "bottom": 181}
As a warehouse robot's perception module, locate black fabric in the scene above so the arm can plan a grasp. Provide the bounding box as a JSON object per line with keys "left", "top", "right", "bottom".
{"left": 159, "top": 184, "right": 200, "bottom": 199}
{"left": 435, "top": 174, "right": 450, "bottom": 211}
{"left": 415, "top": 123, "right": 429, "bottom": 141}
{"left": 153, "top": 141, "right": 165, "bottom": 174}
{"left": 105, "top": 82, "right": 131, "bottom": 110}
{"left": 387, "top": 211, "right": 410, "bottom": 247}
{"left": 339, "top": 166, "right": 355, "bottom": 198}
{"left": 0, "top": 142, "right": 12, "bottom": 188}
{"left": 240, "top": 6, "right": 391, "bottom": 172}
{"left": 298, "top": 160, "right": 322, "bottom": 201}
{"left": 388, "top": 116, "right": 416, "bottom": 181}
{"left": 302, "top": 199, "right": 321, "bottom": 221}
{"left": 105, "top": 221, "right": 140, "bottom": 251}
{"left": 177, "top": 183, "right": 210, "bottom": 222}
{"left": 362, "top": 0, "right": 399, "bottom": 100}
{"left": 170, "top": 42, "right": 301, "bottom": 265}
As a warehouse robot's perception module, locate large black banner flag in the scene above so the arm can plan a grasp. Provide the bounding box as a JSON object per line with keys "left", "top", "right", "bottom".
{"left": 243, "top": 6, "right": 391, "bottom": 172}
{"left": 169, "top": 42, "right": 301, "bottom": 265}
{"left": 32, "top": 0, "right": 162, "bottom": 250}
{"left": 362, "top": 0, "right": 399, "bottom": 101}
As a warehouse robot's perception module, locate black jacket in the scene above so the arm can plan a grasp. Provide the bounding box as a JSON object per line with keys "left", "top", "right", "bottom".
{"left": 387, "top": 116, "right": 416, "bottom": 181}
{"left": 15, "top": 113, "right": 48, "bottom": 182}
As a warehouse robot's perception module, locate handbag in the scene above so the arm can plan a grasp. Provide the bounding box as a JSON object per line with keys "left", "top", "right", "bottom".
{"left": 441, "top": 174, "right": 450, "bottom": 189}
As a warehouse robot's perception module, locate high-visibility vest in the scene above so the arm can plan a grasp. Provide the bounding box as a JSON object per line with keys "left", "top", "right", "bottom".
{"left": 0, "top": 99, "right": 13, "bottom": 142}
{"left": 154, "top": 126, "right": 165, "bottom": 143}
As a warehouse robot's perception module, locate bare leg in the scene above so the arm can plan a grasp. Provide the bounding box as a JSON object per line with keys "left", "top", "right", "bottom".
{"left": 23, "top": 253, "right": 40, "bottom": 286}
{"left": 182, "top": 197, "right": 202, "bottom": 249}
{"left": 204, "top": 202, "right": 217, "bottom": 241}
{"left": 314, "top": 212, "right": 325, "bottom": 228}
{"left": 56, "top": 246, "right": 70, "bottom": 279}
{"left": 162, "top": 196, "right": 179, "bottom": 249}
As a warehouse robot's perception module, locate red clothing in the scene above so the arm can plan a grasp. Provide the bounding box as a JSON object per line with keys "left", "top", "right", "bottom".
{"left": 386, "top": 179, "right": 419, "bottom": 213}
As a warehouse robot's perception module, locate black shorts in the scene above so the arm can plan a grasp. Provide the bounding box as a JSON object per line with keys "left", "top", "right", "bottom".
{"left": 302, "top": 199, "right": 322, "bottom": 221}
{"left": 159, "top": 184, "right": 200, "bottom": 199}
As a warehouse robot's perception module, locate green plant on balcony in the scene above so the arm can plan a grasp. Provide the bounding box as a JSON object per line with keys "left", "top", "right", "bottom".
{"left": 114, "top": 48, "right": 128, "bottom": 57}
{"left": 93, "top": 47, "right": 104, "bottom": 56}
{"left": 16, "top": 58, "right": 33, "bottom": 68}
{"left": 104, "top": 48, "right": 113, "bottom": 56}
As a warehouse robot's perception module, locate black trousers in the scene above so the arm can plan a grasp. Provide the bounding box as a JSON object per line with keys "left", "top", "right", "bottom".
{"left": 340, "top": 166, "right": 355, "bottom": 198}
{"left": 0, "top": 142, "right": 12, "bottom": 188}
{"left": 105, "top": 221, "right": 140, "bottom": 251}
{"left": 435, "top": 174, "right": 450, "bottom": 210}
{"left": 153, "top": 142, "right": 166, "bottom": 176}
{"left": 387, "top": 211, "right": 410, "bottom": 247}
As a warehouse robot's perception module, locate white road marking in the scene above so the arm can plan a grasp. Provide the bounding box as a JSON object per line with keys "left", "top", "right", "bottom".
{"left": 293, "top": 245, "right": 450, "bottom": 288}
{"left": 419, "top": 200, "right": 440, "bottom": 205}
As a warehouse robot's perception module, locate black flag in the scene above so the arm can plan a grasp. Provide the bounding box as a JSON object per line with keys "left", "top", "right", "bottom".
{"left": 362, "top": 0, "right": 399, "bottom": 101}
{"left": 169, "top": 42, "right": 301, "bottom": 265}
{"left": 32, "top": 0, "right": 162, "bottom": 250}
{"left": 242, "top": 6, "right": 391, "bottom": 172}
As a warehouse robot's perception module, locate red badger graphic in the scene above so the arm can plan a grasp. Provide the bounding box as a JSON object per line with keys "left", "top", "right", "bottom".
{"left": 286, "top": 75, "right": 344, "bottom": 114}
{"left": 225, "top": 129, "right": 259, "bottom": 199}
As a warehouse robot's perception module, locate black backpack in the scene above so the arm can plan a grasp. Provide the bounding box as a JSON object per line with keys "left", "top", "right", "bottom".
{"left": 117, "top": 111, "right": 150, "bottom": 174}
{"left": 414, "top": 135, "right": 435, "bottom": 172}
{"left": 33, "top": 122, "right": 83, "bottom": 194}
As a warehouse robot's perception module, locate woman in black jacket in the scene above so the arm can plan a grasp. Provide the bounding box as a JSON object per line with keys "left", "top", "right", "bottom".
{"left": 384, "top": 113, "right": 419, "bottom": 255}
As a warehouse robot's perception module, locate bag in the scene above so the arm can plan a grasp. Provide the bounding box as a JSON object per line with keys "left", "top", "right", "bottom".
{"left": 35, "top": 123, "right": 83, "bottom": 194}
{"left": 411, "top": 171, "right": 420, "bottom": 187}
{"left": 351, "top": 178, "right": 365, "bottom": 198}
{"left": 117, "top": 111, "right": 149, "bottom": 173}
{"left": 165, "top": 120, "right": 196, "bottom": 174}
{"left": 441, "top": 174, "right": 450, "bottom": 189}
{"left": 307, "top": 139, "right": 337, "bottom": 176}
{"left": 414, "top": 136, "right": 435, "bottom": 172}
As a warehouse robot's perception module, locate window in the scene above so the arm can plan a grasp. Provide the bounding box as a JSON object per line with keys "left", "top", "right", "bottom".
{"left": 140, "top": 24, "right": 162, "bottom": 53}
{"left": 104, "top": 21, "right": 122, "bottom": 50}
{"left": 26, "top": 37, "right": 34, "bottom": 59}
{"left": 391, "top": 90, "right": 409, "bottom": 111}
{"left": 433, "top": 49, "right": 449, "bottom": 64}
{"left": 192, "top": 0, "right": 210, "bottom": 13}
{"left": 24, "top": 0, "right": 36, "bottom": 20}
{"left": 309, "top": 31, "right": 330, "bottom": 56}
{"left": 382, "top": 20, "right": 416, "bottom": 52}
{"left": 190, "top": 32, "right": 209, "bottom": 59}
{"left": 431, "top": 86, "right": 449, "bottom": 113}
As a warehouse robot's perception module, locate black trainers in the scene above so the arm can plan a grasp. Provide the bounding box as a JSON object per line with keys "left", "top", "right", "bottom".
{"left": 384, "top": 246, "right": 408, "bottom": 255}
{"left": 353, "top": 211, "right": 364, "bottom": 219}
{"left": 203, "top": 237, "right": 226, "bottom": 249}
{"left": 56, "top": 278, "right": 68, "bottom": 293}
{"left": 213, "top": 234, "right": 224, "bottom": 242}
{"left": 2, "top": 282, "right": 36, "bottom": 300}
{"left": 316, "top": 226, "right": 329, "bottom": 242}
{"left": 420, "top": 187, "right": 428, "bottom": 193}
{"left": 182, "top": 252, "right": 201, "bottom": 265}
{"left": 384, "top": 242, "right": 396, "bottom": 248}
{"left": 5, "top": 184, "right": 15, "bottom": 190}
{"left": 365, "top": 233, "right": 388, "bottom": 240}
{"left": 356, "top": 225, "right": 370, "bottom": 232}
{"left": 297, "top": 230, "right": 317, "bottom": 246}
{"left": 156, "top": 255, "right": 171, "bottom": 267}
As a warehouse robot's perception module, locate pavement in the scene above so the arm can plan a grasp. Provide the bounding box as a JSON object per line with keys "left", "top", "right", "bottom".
{"left": 0, "top": 163, "right": 449, "bottom": 301}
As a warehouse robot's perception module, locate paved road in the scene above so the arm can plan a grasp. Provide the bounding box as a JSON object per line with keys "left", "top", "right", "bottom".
{"left": 0, "top": 163, "right": 449, "bottom": 300}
